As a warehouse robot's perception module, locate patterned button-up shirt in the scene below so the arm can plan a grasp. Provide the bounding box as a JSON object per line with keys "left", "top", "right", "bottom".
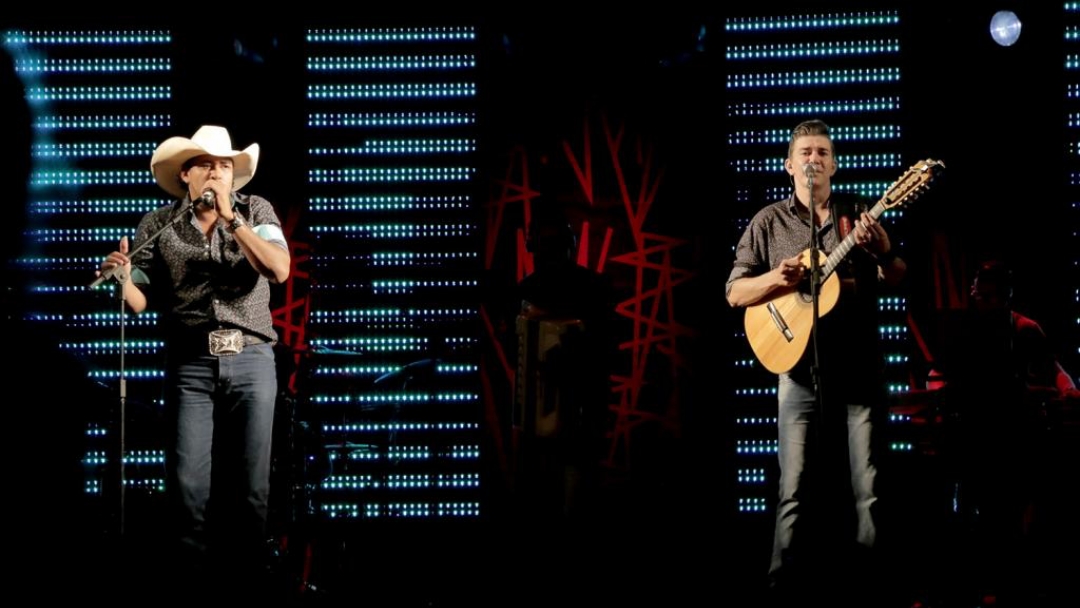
{"left": 726, "top": 193, "right": 885, "bottom": 392}
{"left": 130, "top": 192, "right": 287, "bottom": 343}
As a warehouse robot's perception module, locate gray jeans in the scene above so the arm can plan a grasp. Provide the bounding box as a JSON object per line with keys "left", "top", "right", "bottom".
{"left": 769, "top": 373, "right": 878, "bottom": 577}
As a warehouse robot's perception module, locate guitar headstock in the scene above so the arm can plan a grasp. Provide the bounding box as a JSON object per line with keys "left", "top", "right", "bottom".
{"left": 881, "top": 159, "right": 945, "bottom": 209}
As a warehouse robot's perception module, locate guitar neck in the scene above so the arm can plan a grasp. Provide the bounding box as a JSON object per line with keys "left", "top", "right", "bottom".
{"left": 821, "top": 199, "right": 889, "bottom": 279}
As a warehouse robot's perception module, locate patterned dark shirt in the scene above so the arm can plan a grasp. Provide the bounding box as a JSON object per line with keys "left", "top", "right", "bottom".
{"left": 726, "top": 194, "right": 840, "bottom": 291}
{"left": 129, "top": 192, "right": 287, "bottom": 344}
{"left": 727, "top": 193, "right": 885, "bottom": 394}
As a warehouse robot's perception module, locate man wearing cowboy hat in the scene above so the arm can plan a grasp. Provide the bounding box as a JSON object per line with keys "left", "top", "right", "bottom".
{"left": 99, "top": 125, "right": 289, "bottom": 591}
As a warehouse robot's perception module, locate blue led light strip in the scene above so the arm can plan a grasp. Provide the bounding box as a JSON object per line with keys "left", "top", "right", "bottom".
{"left": 727, "top": 39, "right": 900, "bottom": 61}
{"left": 307, "top": 55, "right": 476, "bottom": 71}
{"left": 306, "top": 27, "right": 476, "bottom": 44}
{"left": 318, "top": 502, "right": 483, "bottom": 518}
{"left": 309, "top": 195, "right": 470, "bottom": 212}
{"left": 88, "top": 370, "right": 166, "bottom": 379}
{"left": 308, "top": 223, "right": 475, "bottom": 237}
{"left": 32, "top": 114, "right": 171, "bottom": 130}
{"left": 310, "top": 335, "right": 427, "bottom": 346}
{"left": 321, "top": 422, "right": 479, "bottom": 432}
{"left": 310, "top": 393, "right": 479, "bottom": 404}
{"left": 30, "top": 199, "right": 165, "bottom": 214}
{"left": 29, "top": 169, "right": 152, "bottom": 187}
{"left": 372, "top": 251, "right": 478, "bottom": 263}
{"left": 730, "top": 153, "right": 902, "bottom": 173}
{"left": 3, "top": 30, "right": 172, "bottom": 45}
{"left": 737, "top": 469, "right": 768, "bottom": 483}
{"left": 27, "top": 227, "right": 143, "bottom": 243}
{"left": 308, "top": 167, "right": 474, "bottom": 183}
{"left": 371, "top": 279, "right": 478, "bottom": 293}
{"left": 58, "top": 340, "right": 165, "bottom": 353}
{"left": 32, "top": 142, "right": 157, "bottom": 159}
{"left": 309, "top": 139, "right": 477, "bottom": 156}
{"left": 18, "top": 255, "right": 116, "bottom": 267}
{"left": 725, "top": 12, "right": 900, "bottom": 32}
{"left": 310, "top": 308, "right": 480, "bottom": 321}
{"left": 307, "top": 307, "right": 476, "bottom": 327}
{"left": 308, "top": 83, "right": 476, "bottom": 99}
{"left": 14, "top": 57, "right": 171, "bottom": 74}
{"left": 727, "top": 67, "right": 901, "bottom": 89}
{"left": 736, "top": 440, "right": 779, "bottom": 454}
{"left": 23, "top": 310, "right": 159, "bottom": 324}
{"left": 727, "top": 97, "right": 901, "bottom": 117}
{"left": 311, "top": 308, "right": 407, "bottom": 319}
{"left": 728, "top": 125, "right": 901, "bottom": 146}
{"left": 765, "top": 182, "right": 896, "bottom": 203}
{"left": 308, "top": 111, "right": 475, "bottom": 128}
{"left": 312, "top": 363, "right": 476, "bottom": 376}
{"left": 25, "top": 85, "right": 171, "bottom": 102}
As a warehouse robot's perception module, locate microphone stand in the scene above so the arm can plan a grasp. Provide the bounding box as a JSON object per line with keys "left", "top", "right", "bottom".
{"left": 89, "top": 199, "right": 194, "bottom": 539}
{"left": 806, "top": 170, "right": 826, "bottom": 419}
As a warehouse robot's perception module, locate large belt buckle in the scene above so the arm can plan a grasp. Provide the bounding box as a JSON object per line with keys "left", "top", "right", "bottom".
{"left": 209, "top": 329, "right": 244, "bottom": 356}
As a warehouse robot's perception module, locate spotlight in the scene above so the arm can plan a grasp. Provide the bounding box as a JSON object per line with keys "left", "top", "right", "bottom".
{"left": 990, "top": 10, "right": 1022, "bottom": 47}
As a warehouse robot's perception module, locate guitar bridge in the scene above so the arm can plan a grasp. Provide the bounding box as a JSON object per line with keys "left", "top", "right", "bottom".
{"left": 767, "top": 302, "right": 795, "bottom": 342}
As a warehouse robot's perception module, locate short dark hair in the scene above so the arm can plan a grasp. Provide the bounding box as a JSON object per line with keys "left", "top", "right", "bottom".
{"left": 788, "top": 119, "right": 833, "bottom": 158}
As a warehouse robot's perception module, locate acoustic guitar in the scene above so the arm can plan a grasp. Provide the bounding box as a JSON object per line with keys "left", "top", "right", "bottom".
{"left": 744, "top": 159, "right": 945, "bottom": 374}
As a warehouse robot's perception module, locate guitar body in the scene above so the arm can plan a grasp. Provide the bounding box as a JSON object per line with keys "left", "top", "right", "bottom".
{"left": 744, "top": 249, "right": 840, "bottom": 375}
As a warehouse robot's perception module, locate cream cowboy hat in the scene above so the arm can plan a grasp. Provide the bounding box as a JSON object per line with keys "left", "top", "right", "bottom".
{"left": 150, "top": 125, "right": 260, "bottom": 199}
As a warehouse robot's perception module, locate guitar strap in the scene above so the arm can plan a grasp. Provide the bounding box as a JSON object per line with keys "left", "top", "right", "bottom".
{"left": 830, "top": 195, "right": 866, "bottom": 276}
{"left": 833, "top": 195, "right": 885, "bottom": 298}
{"left": 831, "top": 195, "right": 864, "bottom": 241}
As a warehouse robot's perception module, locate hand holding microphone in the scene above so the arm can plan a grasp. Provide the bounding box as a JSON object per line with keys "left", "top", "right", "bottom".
{"left": 197, "top": 190, "right": 216, "bottom": 209}
{"left": 197, "top": 179, "right": 222, "bottom": 209}
{"left": 196, "top": 180, "right": 231, "bottom": 216}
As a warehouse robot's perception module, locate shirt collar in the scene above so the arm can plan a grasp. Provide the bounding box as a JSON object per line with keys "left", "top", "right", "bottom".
{"left": 787, "top": 193, "right": 833, "bottom": 227}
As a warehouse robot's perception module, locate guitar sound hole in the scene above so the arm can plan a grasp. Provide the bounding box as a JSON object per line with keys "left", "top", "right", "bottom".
{"left": 797, "top": 278, "right": 815, "bottom": 303}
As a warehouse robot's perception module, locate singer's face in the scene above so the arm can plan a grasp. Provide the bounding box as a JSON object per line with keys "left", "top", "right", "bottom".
{"left": 181, "top": 155, "right": 234, "bottom": 196}
{"left": 787, "top": 135, "right": 835, "bottom": 182}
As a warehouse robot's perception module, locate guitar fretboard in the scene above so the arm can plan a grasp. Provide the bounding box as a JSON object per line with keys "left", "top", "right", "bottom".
{"left": 821, "top": 200, "right": 889, "bottom": 279}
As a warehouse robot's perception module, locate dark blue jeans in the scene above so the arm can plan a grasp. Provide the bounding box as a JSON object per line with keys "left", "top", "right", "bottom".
{"left": 165, "top": 342, "right": 277, "bottom": 566}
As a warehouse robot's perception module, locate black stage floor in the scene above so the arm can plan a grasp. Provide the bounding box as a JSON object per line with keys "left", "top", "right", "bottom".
{"left": 17, "top": 469, "right": 1079, "bottom": 607}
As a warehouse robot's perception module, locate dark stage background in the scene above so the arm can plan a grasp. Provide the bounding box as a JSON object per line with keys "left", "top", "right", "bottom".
{"left": 1, "top": 6, "right": 1077, "bottom": 606}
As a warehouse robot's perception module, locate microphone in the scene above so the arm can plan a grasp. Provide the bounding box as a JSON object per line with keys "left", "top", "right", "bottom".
{"left": 197, "top": 191, "right": 215, "bottom": 208}
{"left": 802, "top": 163, "right": 817, "bottom": 176}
